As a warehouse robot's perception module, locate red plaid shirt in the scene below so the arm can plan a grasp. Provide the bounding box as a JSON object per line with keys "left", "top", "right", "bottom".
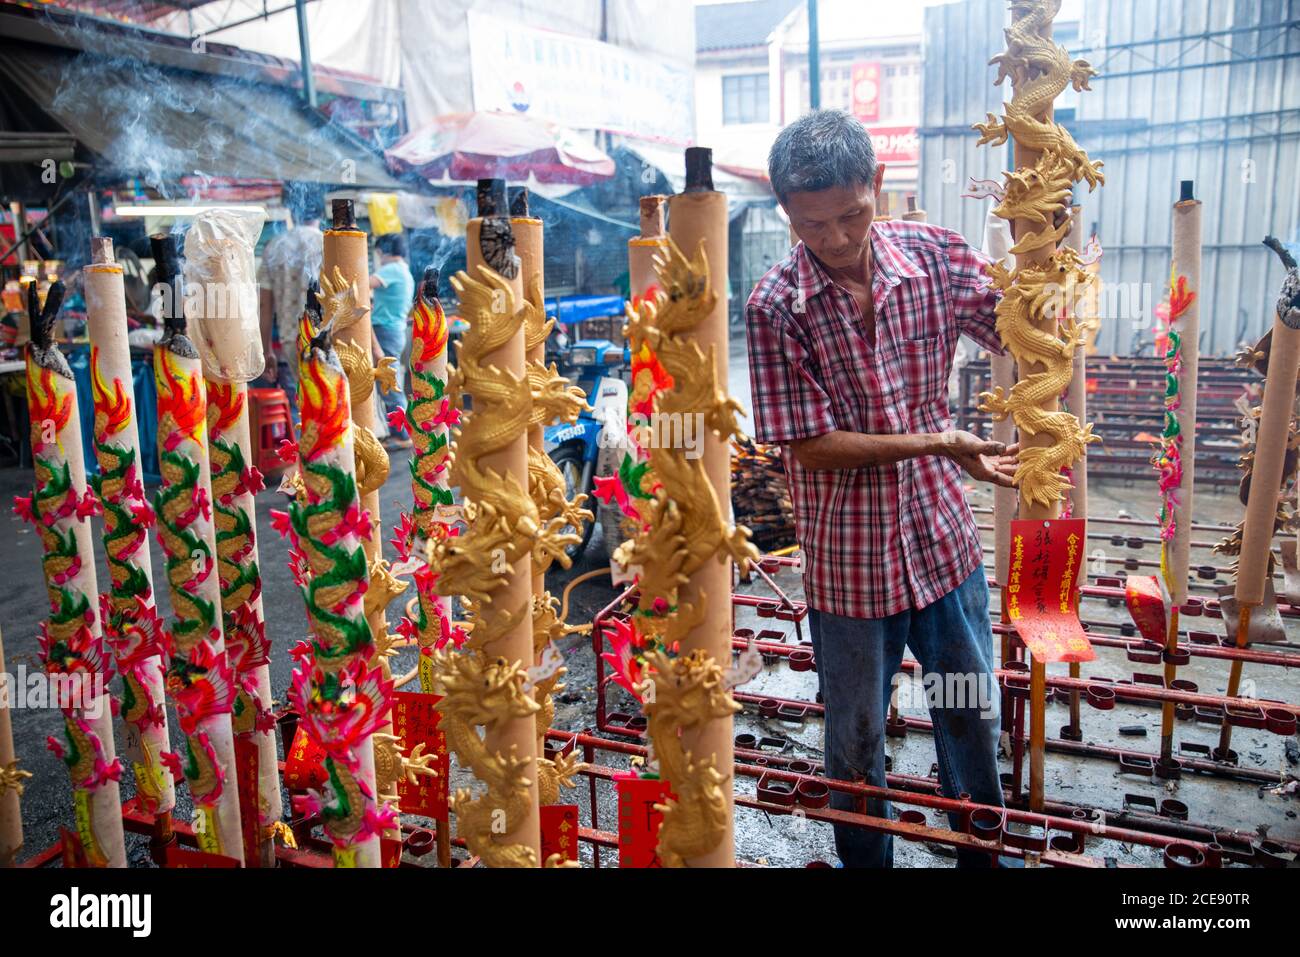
{"left": 745, "top": 220, "right": 1002, "bottom": 619}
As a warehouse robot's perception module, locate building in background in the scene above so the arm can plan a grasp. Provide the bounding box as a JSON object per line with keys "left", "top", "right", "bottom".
{"left": 695, "top": 0, "right": 924, "bottom": 214}
{"left": 919, "top": 0, "right": 1298, "bottom": 357}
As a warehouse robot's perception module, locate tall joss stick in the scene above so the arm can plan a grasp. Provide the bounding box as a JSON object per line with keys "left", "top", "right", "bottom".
{"left": 430, "top": 178, "right": 542, "bottom": 866}
{"left": 512, "top": 187, "right": 588, "bottom": 808}
{"left": 83, "top": 238, "right": 176, "bottom": 837}
{"left": 320, "top": 199, "right": 404, "bottom": 839}
{"left": 621, "top": 148, "right": 758, "bottom": 867}
{"left": 1218, "top": 240, "right": 1300, "bottom": 760}
{"left": 150, "top": 234, "right": 245, "bottom": 863}
{"left": 287, "top": 295, "right": 394, "bottom": 867}
{"left": 18, "top": 281, "right": 128, "bottom": 867}
{"left": 1060, "top": 204, "right": 1087, "bottom": 743}
{"left": 974, "top": 0, "right": 1104, "bottom": 811}
{"left": 184, "top": 210, "right": 282, "bottom": 865}
{"left": 0, "top": 626, "right": 31, "bottom": 866}
{"left": 1157, "top": 183, "right": 1201, "bottom": 769}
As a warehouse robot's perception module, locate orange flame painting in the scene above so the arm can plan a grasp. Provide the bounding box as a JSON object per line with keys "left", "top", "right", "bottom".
{"left": 1168, "top": 268, "right": 1196, "bottom": 323}
{"left": 154, "top": 347, "right": 206, "bottom": 448}
{"left": 206, "top": 380, "right": 245, "bottom": 437}
{"left": 299, "top": 353, "right": 349, "bottom": 462}
{"left": 26, "top": 357, "right": 73, "bottom": 453}
{"left": 411, "top": 295, "right": 448, "bottom": 366}
{"left": 90, "top": 346, "right": 131, "bottom": 438}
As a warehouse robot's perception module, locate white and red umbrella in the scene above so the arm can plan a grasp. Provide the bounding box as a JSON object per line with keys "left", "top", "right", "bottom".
{"left": 386, "top": 111, "right": 615, "bottom": 186}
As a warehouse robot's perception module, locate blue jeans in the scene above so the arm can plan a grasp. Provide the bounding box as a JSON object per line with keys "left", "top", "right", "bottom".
{"left": 810, "top": 567, "right": 1016, "bottom": 867}
{"left": 372, "top": 322, "right": 407, "bottom": 416}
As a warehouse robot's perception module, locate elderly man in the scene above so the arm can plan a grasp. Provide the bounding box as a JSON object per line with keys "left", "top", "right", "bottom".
{"left": 745, "top": 109, "right": 1019, "bottom": 868}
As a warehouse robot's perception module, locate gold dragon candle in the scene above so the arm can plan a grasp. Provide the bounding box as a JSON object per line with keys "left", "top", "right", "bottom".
{"left": 617, "top": 148, "right": 758, "bottom": 867}
{"left": 974, "top": 0, "right": 1104, "bottom": 810}
{"left": 429, "top": 178, "right": 543, "bottom": 866}
{"left": 512, "top": 187, "right": 588, "bottom": 809}
{"left": 18, "top": 281, "right": 128, "bottom": 867}
{"left": 150, "top": 234, "right": 245, "bottom": 863}
{"left": 84, "top": 237, "right": 177, "bottom": 828}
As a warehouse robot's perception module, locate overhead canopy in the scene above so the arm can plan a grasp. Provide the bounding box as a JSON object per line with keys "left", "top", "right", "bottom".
{"left": 0, "top": 40, "right": 403, "bottom": 189}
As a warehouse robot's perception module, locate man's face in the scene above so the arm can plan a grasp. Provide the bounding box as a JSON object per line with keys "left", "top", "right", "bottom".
{"left": 783, "top": 168, "right": 885, "bottom": 271}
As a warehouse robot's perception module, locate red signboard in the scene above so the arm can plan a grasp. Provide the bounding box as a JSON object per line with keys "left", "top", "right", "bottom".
{"left": 851, "top": 62, "right": 881, "bottom": 122}
{"left": 1125, "top": 574, "right": 1168, "bottom": 643}
{"left": 1006, "top": 519, "right": 1096, "bottom": 663}
{"left": 540, "top": 804, "right": 580, "bottom": 864}
{"left": 615, "top": 773, "right": 674, "bottom": 868}
{"left": 866, "top": 125, "right": 919, "bottom": 164}
{"left": 392, "top": 691, "right": 451, "bottom": 820}
{"left": 283, "top": 724, "right": 328, "bottom": 791}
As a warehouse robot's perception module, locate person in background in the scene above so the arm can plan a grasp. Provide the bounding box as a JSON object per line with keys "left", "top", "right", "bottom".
{"left": 369, "top": 232, "right": 414, "bottom": 448}
{"left": 258, "top": 182, "right": 324, "bottom": 413}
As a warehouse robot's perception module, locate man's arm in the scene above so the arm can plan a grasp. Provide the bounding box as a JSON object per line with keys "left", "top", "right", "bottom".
{"left": 791, "top": 429, "right": 1019, "bottom": 488}
{"left": 945, "top": 228, "right": 1003, "bottom": 354}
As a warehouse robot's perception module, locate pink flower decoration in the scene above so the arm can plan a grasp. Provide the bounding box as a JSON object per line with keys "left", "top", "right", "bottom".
{"left": 276, "top": 439, "right": 299, "bottom": 463}
{"left": 387, "top": 408, "right": 408, "bottom": 434}
{"left": 241, "top": 466, "right": 266, "bottom": 496}
{"left": 269, "top": 509, "right": 293, "bottom": 538}
{"left": 12, "top": 495, "right": 34, "bottom": 525}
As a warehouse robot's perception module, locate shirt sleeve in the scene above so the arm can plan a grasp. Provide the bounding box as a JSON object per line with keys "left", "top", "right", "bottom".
{"left": 744, "top": 295, "right": 838, "bottom": 446}
{"left": 945, "top": 228, "right": 1003, "bottom": 355}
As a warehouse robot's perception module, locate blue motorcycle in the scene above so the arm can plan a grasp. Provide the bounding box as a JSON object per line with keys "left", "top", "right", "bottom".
{"left": 542, "top": 298, "right": 631, "bottom": 561}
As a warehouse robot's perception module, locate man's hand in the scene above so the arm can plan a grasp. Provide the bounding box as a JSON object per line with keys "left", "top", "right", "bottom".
{"left": 940, "top": 431, "right": 1019, "bottom": 488}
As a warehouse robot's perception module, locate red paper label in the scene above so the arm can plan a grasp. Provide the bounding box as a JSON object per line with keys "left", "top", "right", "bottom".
{"left": 392, "top": 691, "right": 450, "bottom": 819}
{"left": 1125, "top": 575, "right": 1168, "bottom": 643}
{"left": 1006, "top": 519, "right": 1096, "bottom": 663}
{"left": 540, "top": 804, "right": 580, "bottom": 863}
{"left": 615, "top": 774, "right": 673, "bottom": 868}
{"left": 283, "top": 724, "right": 328, "bottom": 791}
{"left": 59, "top": 826, "right": 88, "bottom": 868}
{"left": 162, "top": 845, "right": 241, "bottom": 868}
{"left": 234, "top": 734, "right": 261, "bottom": 864}
{"left": 381, "top": 837, "right": 403, "bottom": 868}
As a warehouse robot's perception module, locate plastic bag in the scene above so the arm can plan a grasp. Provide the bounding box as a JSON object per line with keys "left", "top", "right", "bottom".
{"left": 182, "top": 207, "right": 267, "bottom": 383}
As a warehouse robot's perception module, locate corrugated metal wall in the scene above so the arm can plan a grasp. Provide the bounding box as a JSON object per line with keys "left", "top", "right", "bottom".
{"left": 919, "top": 0, "right": 1007, "bottom": 242}
{"left": 920, "top": 0, "right": 1300, "bottom": 357}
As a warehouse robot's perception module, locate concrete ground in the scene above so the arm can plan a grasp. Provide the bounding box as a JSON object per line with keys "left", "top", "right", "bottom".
{"left": 1, "top": 341, "right": 1296, "bottom": 866}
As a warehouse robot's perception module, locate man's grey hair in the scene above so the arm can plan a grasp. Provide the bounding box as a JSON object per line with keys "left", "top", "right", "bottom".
{"left": 768, "top": 110, "right": 878, "bottom": 205}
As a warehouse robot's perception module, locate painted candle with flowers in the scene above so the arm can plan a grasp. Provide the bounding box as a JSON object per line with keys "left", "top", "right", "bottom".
{"left": 16, "top": 280, "right": 127, "bottom": 866}
{"left": 283, "top": 296, "right": 394, "bottom": 867}
{"left": 149, "top": 234, "right": 245, "bottom": 864}
{"left": 83, "top": 237, "right": 176, "bottom": 823}
{"left": 392, "top": 267, "right": 463, "bottom": 687}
